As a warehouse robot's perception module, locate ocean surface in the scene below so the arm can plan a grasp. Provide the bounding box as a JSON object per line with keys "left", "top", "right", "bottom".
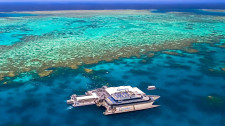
{"left": 0, "top": 3, "right": 225, "bottom": 126}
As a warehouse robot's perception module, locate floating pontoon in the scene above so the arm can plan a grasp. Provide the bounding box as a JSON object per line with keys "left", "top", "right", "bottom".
{"left": 67, "top": 86, "right": 160, "bottom": 115}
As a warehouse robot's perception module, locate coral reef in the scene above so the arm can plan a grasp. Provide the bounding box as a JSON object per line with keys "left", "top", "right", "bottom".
{"left": 84, "top": 68, "right": 93, "bottom": 73}
{"left": 0, "top": 10, "right": 225, "bottom": 81}
{"left": 38, "top": 70, "right": 53, "bottom": 77}
{"left": 222, "top": 68, "right": 225, "bottom": 72}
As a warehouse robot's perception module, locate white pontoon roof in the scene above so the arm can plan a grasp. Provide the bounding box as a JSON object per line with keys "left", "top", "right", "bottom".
{"left": 105, "top": 86, "right": 145, "bottom": 95}
{"left": 76, "top": 93, "right": 98, "bottom": 101}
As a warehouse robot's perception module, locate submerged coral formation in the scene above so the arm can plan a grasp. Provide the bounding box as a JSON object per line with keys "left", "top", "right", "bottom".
{"left": 207, "top": 95, "right": 225, "bottom": 109}
{"left": 0, "top": 10, "right": 225, "bottom": 81}
{"left": 84, "top": 68, "right": 93, "bottom": 73}
{"left": 38, "top": 70, "right": 53, "bottom": 77}
{"left": 222, "top": 68, "right": 225, "bottom": 72}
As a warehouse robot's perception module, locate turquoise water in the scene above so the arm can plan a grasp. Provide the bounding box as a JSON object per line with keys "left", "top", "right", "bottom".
{"left": 0, "top": 10, "right": 225, "bottom": 75}
{"left": 0, "top": 10, "right": 225, "bottom": 126}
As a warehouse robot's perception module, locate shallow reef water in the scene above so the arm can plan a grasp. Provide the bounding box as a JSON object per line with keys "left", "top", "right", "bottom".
{"left": 0, "top": 10, "right": 225, "bottom": 79}
{"left": 0, "top": 9, "right": 225, "bottom": 126}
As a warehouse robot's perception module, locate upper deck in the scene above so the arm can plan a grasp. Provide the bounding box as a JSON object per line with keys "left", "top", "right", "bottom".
{"left": 104, "top": 86, "right": 151, "bottom": 105}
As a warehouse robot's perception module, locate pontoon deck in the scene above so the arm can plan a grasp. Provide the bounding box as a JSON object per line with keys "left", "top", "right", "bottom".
{"left": 67, "top": 86, "right": 160, "bottom": 115}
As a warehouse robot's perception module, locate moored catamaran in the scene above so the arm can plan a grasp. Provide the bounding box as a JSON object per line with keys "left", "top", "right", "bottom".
{"left": 67, "top": 86, "right": 160, "bottom": 115}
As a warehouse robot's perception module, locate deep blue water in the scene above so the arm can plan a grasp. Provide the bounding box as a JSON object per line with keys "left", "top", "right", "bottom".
{"left": 0, "top": 3, "right": 225, "bottom": 12}
{"left": 0, "top": 41, "right": 225, "bottom": 126}
{"left": 0, "top": 13, "right": 37, "bottom": 17}
{"left": 152, "top": 9, "right": 225, "bottom": 16}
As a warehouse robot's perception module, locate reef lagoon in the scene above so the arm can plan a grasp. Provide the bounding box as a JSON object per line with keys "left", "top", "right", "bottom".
{"left": 0, "top": 9, "right": 225, "bottom": 126}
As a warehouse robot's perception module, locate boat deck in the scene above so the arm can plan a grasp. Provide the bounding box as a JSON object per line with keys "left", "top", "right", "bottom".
{"left": 67, "top": 86, "right": 160, "bottom": 115}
